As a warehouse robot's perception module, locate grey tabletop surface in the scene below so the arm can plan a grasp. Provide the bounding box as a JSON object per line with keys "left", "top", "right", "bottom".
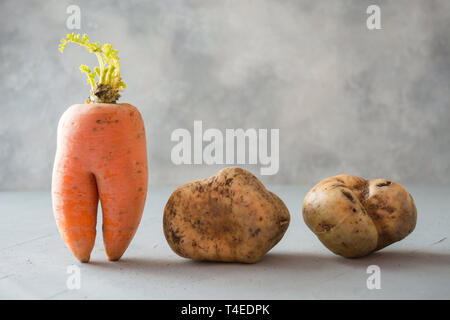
{"left": 0, "top": 185, "right": 449, "bottom": 300}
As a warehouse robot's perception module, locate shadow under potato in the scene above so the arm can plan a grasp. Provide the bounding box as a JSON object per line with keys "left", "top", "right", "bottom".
{"left": 261, "top": 250, "right": 450, "bottom": 270}
{"left": 85, "top": 249, "right": 450, "bottom": 274}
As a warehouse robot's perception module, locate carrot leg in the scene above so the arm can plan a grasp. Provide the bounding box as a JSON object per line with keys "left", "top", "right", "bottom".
{"left": 52, "top": 163, "right": 99, "bottom": 263}
{"left": 96, "top": 161, "right": 147, "bottom": 261}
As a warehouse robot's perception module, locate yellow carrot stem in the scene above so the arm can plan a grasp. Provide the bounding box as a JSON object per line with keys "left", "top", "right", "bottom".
{"left": 58, "top": 33, "right": 126, "bottom": 102}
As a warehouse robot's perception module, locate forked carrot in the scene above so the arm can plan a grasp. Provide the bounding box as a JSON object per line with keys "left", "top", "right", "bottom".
{"left": 52, "top": 34, "right": 148, "bottom": 262}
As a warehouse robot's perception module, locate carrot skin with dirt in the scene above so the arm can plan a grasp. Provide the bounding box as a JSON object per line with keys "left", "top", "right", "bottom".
{"left": 52, "top": 103, "right": 148, "bottom": 262}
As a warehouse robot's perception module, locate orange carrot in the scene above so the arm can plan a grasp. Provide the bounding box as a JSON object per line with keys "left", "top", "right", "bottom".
{"left": 52, "top": 34, "right": 148, "bottom": 262}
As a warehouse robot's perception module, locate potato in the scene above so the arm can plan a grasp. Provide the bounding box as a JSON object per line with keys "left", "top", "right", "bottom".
{"left": 302, "top": 174, "right": 417, "bottom": 258}
{"left": 163, "top": 167, "right": 290, "bottom": 263}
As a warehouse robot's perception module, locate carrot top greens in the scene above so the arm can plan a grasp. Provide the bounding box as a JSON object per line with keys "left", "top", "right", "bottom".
{"left": 59, "top": 33, "right": 126, "bottom": 103}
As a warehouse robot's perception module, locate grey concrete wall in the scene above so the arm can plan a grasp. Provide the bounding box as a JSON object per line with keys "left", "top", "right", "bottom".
{"left": 1, "top": 0, "right": 449, "bottom": 190}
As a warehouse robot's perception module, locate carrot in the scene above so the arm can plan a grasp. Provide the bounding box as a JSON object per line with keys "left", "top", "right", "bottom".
{"left": 52, "top": 34, "right": 148, "bottom": 262}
